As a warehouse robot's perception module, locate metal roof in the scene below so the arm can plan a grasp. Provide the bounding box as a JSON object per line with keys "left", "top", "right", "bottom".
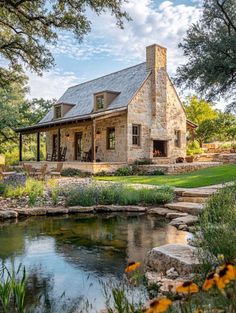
{"left": 39, "top": 62, "right": 150, "bottom": 124}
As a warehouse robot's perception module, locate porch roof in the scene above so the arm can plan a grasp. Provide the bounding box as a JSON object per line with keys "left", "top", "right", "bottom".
{"left": 15, "top": 107, "right": 127, "bottom": 134}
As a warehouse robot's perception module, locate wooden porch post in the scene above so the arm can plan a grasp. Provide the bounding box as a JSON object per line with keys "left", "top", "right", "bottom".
{"left": 37, "top": 132, "right": 40, "bottom": 162}
{"left": 19, "top": 133, "right": 23, "bottom": 162}
{"left": 57, "top": 128, "right": 61, "bottom": 161}
{"left": 91, "top": 119, "right": 96, "bottom": 162}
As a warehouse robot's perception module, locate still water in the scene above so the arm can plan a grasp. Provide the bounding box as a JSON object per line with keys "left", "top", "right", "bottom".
{"left": 0, "top": 213, "right": 190, "bottom": 312}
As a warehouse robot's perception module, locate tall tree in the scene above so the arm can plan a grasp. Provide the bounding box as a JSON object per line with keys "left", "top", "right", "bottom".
{"left": 176, "top": 0, "right": 236, "bottom": 111}
{"left": 0, "top": 0, "right": 129, "bottom": 89}
{"left": 184, "top": 96, "right": 218, "bottom": 125}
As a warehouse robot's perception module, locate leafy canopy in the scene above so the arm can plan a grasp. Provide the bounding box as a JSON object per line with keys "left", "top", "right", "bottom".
{"left": 176, "top": 0, "right": 236, "bottom": 110}
{"left": 184, "top": 95, "right": 218, "bottom": 125}
{"left": 0, "top": 0, "right": 129, "bottom": 89}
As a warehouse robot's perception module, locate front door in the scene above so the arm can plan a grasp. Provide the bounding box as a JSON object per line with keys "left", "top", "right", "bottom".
{"left": 75, "top": 132, "right": 83, "bottom": 160}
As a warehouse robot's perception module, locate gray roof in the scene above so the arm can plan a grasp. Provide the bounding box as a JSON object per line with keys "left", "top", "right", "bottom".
{"left": 39, "top": 62, "right": 150, "bottom": 124}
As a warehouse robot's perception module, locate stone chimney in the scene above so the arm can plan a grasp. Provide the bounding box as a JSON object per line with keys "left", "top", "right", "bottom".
{"left": 146, "top": 44, "right": 167, "bottom": 136}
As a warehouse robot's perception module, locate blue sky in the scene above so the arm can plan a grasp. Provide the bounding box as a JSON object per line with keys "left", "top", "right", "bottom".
{"left": 28, "top": 0, "right": 214, "bottom": 106}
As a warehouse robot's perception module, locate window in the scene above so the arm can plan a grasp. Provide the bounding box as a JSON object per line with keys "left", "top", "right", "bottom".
{"left": 132, "top": 124, "right": 141, "bottom": 146}
{"left": 96, "top": 95, "right": 105, "bottom": 110}
{"left": 54, "top": 105, "right": 62, "bottom": 119}
{"left": 107, "top": 128, "right": 115, "bottom": 150}
{"left": 174, "top": 130, "right": 181, "bottom": 148}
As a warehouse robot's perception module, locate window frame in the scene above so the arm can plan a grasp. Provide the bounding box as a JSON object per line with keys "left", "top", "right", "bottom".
{"left": 107, "top": 127, "right": 116, "bottom": 150}
{"left": 174, "top": 130, "right": 181, "bottom": 148}
{"left": 54, "top": 105, "right": 62, "bottom": 119}
{"left": 132, "top": 124, "right": 141, "bottom": 146}
{"left": 95, "top": 94, "right": 105, "bottom": 110}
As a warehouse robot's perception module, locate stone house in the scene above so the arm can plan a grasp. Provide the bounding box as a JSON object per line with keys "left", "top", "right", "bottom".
{"left": 17, "top": 44, "right": 187, "bottom": 172}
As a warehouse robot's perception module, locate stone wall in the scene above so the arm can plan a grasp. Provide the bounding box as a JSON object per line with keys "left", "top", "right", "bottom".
{"left": 46, "top": 113, "right": 127, "bottom": 162}
{"left": 127, "top": 76, "right": 152, "bottom": 163}
{"left": 127, "top": 44, "right": 186, "bottom": 164}
{"left": 166, "top": 76, "right": 186, "bottom": 159}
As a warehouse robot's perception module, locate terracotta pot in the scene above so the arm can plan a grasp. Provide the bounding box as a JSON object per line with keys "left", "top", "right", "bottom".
{"left": 185, "top": 155, "right": 194, "bottom": 163}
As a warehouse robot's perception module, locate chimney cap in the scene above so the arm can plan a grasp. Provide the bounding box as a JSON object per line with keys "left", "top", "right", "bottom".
{"left": 146, "top": 43, "right": 167, "bottom": 50}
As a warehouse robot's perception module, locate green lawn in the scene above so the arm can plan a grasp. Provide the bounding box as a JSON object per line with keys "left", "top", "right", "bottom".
{"left": 95, "top": 164, "right": 236, "bottom": 188}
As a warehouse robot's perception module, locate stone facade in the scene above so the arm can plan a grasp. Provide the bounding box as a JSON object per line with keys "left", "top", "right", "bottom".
{"left": 46, "top": 44, "right": 186, "bottom": 167}
{"left": 46, "top": 113, "right": 127, "bottom": 163}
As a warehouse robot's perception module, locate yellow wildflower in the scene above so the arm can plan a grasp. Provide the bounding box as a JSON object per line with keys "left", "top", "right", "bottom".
{"left": 147, "top": 297, "right": 172, "bottom": 313}
{"left": 176, "top": 281, "right": 199, "bottom": 294}
{"left": 125, "top": 261, "right": 141, "bottom": 273}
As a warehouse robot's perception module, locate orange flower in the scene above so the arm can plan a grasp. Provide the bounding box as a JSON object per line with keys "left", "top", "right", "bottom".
{"left": 195, "top": 309, "right": 204, "bottom": 313}
{"left": 202, "top": 272, "right": 217, "bottom": 291}
{"left": 147, "top": 297, "right": 172, "bottom": 313}
{"left": 176, "top": 281, "right": 199, "bottom": 294}
{"left": 125, "top": 261, "right": 141, "bottom": 273}
{"left": 215, "top": 263, "right": 236, "bottom": 289}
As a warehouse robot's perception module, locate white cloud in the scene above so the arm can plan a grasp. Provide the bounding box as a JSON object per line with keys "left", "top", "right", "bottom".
{"left": 50, "top": 0, "right": 202, "bottom": 74}
{"left": 26, "top": 69, "right": 79, "bottom": 100}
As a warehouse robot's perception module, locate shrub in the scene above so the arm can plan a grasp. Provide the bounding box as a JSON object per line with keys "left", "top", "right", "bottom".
{"left": 115, "top": 166, "right": 133, "bottom": 176}
{"left": 61, "top": 168, "right": 90, "bottom": 177}
{"left": 196, "top": 183, "right": 236, "bottom": 273}
{"left": 65, "top": 183, "right": 174, "bottom": 207}
{"left": 94, "top": 170, "right": 109, "bottom": 177}
{"left": 187, "top": 140, "right": 204, "bottom": 155}
{"left": 133, "top": 159, "right": 153, "bottom": 165}
{"left": 0, "top": 182, "right": 5, "bottom": 196}
{"left": 146, "top": 170, "right": 165, "bottom": 176}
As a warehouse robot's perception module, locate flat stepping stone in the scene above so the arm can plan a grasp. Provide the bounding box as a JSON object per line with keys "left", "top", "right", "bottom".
{"left": 166, "top": 212, "right": 188, "bottom": 219}
{"left": 148, "top": 207, "right": 180, "bottom": 216}
{"left": 145, "top": 244, "right": 200, "bottom": 276}
{"left": 15, "top": 208, "right": 47, "bottom": 216}
{"left": 178, "top": 196, "right": 208, "bottom": 203}
{"left": 165, "top": 202, "right": 203, "bottom": 215}
{"left": 0, "top": 210, "right": 18, "bottom": 219}
{"left": 182, "top": 189, "right": 216, "bottom": 198}
{"left": 169, "top": 215, "right": 198, "bottom": 227}
{"left": 95, "top": 205, "right": 147, "bottom": 212}
{"left": 68, "top": 206, "right": 95, "bottom": 213}
{"left": 46, "top": 208, "right": 69, "bottom": 215}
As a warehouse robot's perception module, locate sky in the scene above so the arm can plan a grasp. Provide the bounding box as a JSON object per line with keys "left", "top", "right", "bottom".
{"left": 27, "top": 0, "right": 217, "bottom": 107}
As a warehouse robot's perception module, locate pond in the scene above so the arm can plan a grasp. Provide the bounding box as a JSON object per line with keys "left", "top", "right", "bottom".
{"left": 0, "top": 213, "right": 191, "bottom": 312}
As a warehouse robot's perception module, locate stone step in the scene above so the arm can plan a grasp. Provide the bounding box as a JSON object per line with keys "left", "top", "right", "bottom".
{"left": 164, "top": 202, "right": 204, "bottom": 215}
{"left": 177, "top": 196, "right": 208, "bottom": 204}
{"left": 182, "top": 189, "right": 216, "bottom": 198}
{"left": 169, "top": 215, "right": 198, "bottom": 227}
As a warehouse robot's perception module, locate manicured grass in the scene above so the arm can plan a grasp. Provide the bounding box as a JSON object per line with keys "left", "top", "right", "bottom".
{"left": 95, "top": 164, "right": 236, "bottom": 188}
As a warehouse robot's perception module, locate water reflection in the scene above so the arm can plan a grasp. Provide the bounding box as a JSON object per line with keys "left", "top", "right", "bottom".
{"left": 0, "top": 213, "right": 191, "bottom": 311}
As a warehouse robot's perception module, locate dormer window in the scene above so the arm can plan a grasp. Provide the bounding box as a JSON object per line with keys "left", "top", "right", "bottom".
{"left": 96, "top": 95, "right": 105, "bottom": 110}
{"left": 94, "top": 90, "right": 120, "bottom": 112}
{"left": 54, "top": 105, "right": 62, "bottom": 119}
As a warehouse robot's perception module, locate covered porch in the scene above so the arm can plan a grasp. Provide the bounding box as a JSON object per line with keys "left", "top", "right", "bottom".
{"left": 16, "top": 108, "right": 128, "bottom": 173}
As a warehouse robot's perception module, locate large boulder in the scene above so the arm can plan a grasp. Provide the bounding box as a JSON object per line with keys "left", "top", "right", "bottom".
{"left": 145, "top": 244, "right": 200, "bottom": 276}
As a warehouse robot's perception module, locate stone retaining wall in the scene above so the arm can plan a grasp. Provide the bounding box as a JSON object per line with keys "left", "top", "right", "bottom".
{"left": 197, "top": 153, "right": 236, "bottom": 163}
{"left": 138, "top": 161, "right": 221, "bottom": 174}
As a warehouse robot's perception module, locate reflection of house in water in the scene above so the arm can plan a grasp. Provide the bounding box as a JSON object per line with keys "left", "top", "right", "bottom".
{"left": 50, "top": 214, "right": 189, "bottom": 277}
{"left": 126, "top": 216, "right": 189, "bottom": 262}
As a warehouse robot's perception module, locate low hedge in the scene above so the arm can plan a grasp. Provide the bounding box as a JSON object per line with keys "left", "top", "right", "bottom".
{"left": 64, "top": 183, "right": 174, "bottom": 207}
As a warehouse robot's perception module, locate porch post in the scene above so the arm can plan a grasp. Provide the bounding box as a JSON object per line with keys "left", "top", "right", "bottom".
{"left": 91, "top": 119, "right": 96, "bottom": 162}
{"left": 57, "top": 128, "right": 61, "bottom": 161}
{"left": 37, "top": 132, "right": 40, "bottom": 162}
{"left": 19, "top": 133, "right": 23, "bottom": 162}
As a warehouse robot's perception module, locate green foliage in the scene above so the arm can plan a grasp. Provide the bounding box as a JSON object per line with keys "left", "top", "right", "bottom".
{"left": 196, "top": 184, "right": 236, "bottom": 272}
{"left": 65, "top": 183, "right": 174, "bottom": 207}
{"left": 0, "top": 264, "right": 27, "bottom": 313}
{"left": 176, "top": 0, "right": 236, "bottom": 110}
{"left": 184, "top": 96, "right": 218, "bottom": 125}
{"left": 133, "top": 159, "right": 153, "bottom": 165}
{"left": 115, "top": 166, "right": 133, "bottom": 176}
{"left": 4, "top": 178, "right": 44, "bottom": 206}
{"left": 0, "top": 182, "right": 5, "bottom": 196}
{"left": 61, "top": 168, "right": 90, "bottom": 178}
{"left": 0, "top": 0, "right": 129, "bottom": 90}
{"left": 187, "top": 140, "right": 204, "bottom": 155}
